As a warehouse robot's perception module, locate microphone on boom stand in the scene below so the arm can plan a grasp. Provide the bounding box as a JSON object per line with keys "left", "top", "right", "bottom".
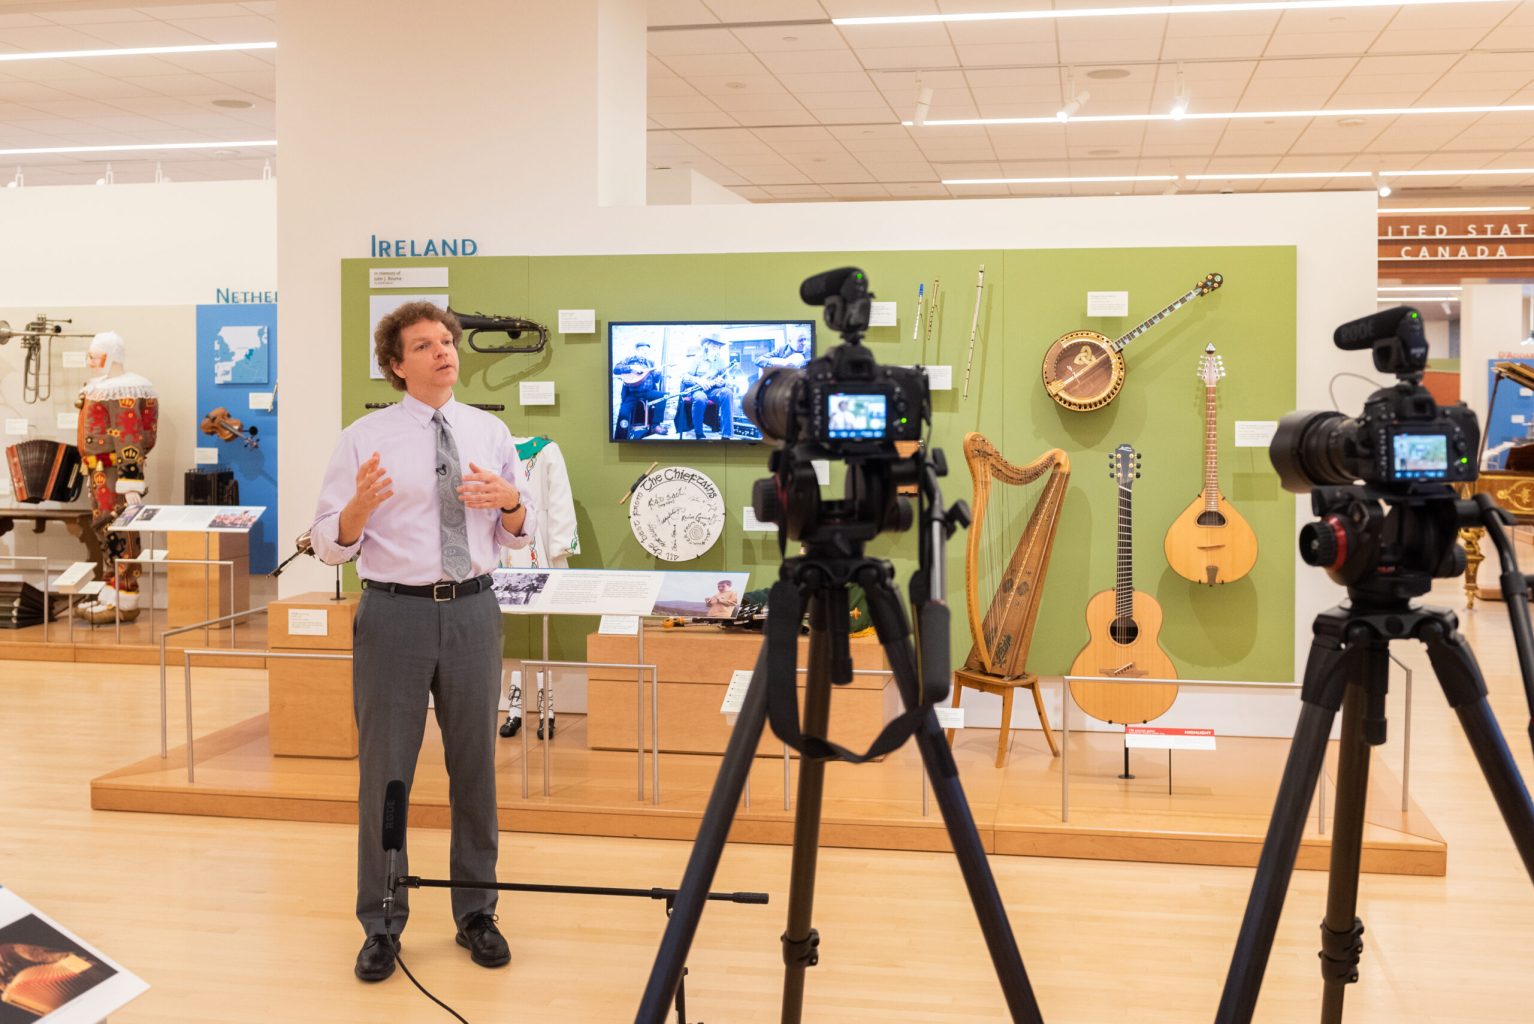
{"left": 381, "top": 779, "right": 407, "bottom": 939}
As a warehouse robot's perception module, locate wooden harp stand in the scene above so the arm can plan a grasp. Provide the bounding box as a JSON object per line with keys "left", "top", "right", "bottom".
{"left": 948, "top": 434, "right": 1070, "bottom": 765}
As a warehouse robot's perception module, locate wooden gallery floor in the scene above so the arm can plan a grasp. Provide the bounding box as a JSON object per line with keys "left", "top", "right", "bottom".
{"left": 5, "top": 579, "right": 1534, "bottom": 1022}
{"left": 89, "top": 698, "right": 1445, "bottom": 877}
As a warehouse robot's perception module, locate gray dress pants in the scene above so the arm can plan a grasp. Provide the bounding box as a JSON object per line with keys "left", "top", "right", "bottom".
{"left": 353, "top": 585, "right": 502, "bottom": 937}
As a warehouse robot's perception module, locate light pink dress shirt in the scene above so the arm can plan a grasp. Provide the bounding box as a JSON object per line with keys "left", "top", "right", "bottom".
{"left": 310, "top": 394, "right": 535, "bottom": 585}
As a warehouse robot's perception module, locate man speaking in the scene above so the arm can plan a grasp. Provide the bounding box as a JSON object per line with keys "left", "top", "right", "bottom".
{"left": 310, "top": 301, "right": 536, "bottom": 982}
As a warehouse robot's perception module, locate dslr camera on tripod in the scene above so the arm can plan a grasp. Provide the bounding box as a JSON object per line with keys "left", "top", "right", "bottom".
{"left": 743, "top": 267, "right": 931, "bottom": 542}
{"left": 1268, "top": 306, "right": 1479, "bottom": 592}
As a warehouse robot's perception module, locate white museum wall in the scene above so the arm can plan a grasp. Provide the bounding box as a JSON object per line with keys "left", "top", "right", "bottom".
{"left": 0, "top": 180, "right": 277, "bottom": 594}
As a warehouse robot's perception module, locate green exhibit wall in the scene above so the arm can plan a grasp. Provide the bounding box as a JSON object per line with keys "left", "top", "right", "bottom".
{"left": 340, "top": 246, "right": 1297, "bottom": 683}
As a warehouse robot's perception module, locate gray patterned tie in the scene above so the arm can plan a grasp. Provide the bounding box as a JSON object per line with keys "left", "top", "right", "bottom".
{"left": 432, "top": 410, "right": 473, "bottom": 582}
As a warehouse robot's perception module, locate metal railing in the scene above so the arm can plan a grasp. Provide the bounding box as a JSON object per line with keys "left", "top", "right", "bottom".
{"left": 159, "top": 605, "right": 271, "bottom": 759}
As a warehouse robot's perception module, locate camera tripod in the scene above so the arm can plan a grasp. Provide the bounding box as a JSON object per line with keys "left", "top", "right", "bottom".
{"left": 1216, "top": 495, "right": 1534, "bottom": 1023}
{"left": 634, "top": 549, "right": 1043, "bottom": 1023}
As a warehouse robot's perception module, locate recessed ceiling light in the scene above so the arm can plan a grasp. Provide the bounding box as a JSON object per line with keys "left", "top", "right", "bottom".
{"left": 725, "top": 81, "right": 746, "bottom": 89}
{"left": 212, "top": 98, "right": 254, "bottom": 109}
{"left": 1086, "top": 68, "right": 1131, "bottom": 80}
{"left": 835, "top": 0, "right": 1503, "bottom": 26}
{"left": 1088, "top": 148, "right": 1121, "bottom": 156}
{"left": 1263, "top": 118, "right": 1277, "bottom": 125}
{"left": 0, "top": 140, "right": 275, "bottom": 157}
{"left": 1382, "top": 205, "right": 1532, "bottom": 213}
{"left": 904, "top": 102, "right": 1534, "bottom": 128}
{"left": 782, "top": 35, "right": 798, "bottom": 42}
{"left": 0, "top": 41, "right": 275, "bottom": 63}
{"left": 1338, "top": 116, "right": 1366, "bottom": 126}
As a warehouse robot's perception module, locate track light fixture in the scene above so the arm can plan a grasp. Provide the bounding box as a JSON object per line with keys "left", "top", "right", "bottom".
{"left": 5, "top": 166, "right": 20, "bottom": 188}
{"left": 913, "top": 74, "right": 934, "bottom": 127}
{"left": 95, "top": 163, "right": 114, "bottom": 186}
{"left": 1372, "top": 172, "right": 1392, "bottom": 197}
{"left": 1170, "top": 64, "right": 1189, "bottom": 119}
{"left": 1057, "top": 70, "right": 1090, "bottom": 122}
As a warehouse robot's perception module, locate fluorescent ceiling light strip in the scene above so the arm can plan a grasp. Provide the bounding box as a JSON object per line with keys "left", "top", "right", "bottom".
{"left": 1382, "top": 205, "right": 1532, "bottom": 213}
{"left": 838, "top": 0, "right": 1507, "bottom": 26}
{"left": 1388, "top": 166, "right": 1534, "bottom": 176}
{"left": 943, "top": 174, "right": 1177, "bottom": 184}
{"left": 0, "top": 140, "right": 276, "bottom": 156}
{"left": 1186, "top": 171, "right": 1371, "bottom": 180}
{"left": 907, "top": 103, "right": 1534, "bottom": 128}
{"left": 0, "top": 41, "right": 275, "bottom": 63}
{"left": 1378, "top": 285, "right": 1463, "bottom": 291}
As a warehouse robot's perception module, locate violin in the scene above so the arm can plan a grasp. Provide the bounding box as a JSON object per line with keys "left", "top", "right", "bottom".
{"left": 200, "top": 407, "right": 259, "bottom": 448}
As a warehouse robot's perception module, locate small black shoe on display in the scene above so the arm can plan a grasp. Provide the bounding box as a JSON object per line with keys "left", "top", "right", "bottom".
{"left": 354, "top": 934, "right": 398, "bottom": 982}
{"left": 455, "top": 913, "right": 510, "bottom": 968}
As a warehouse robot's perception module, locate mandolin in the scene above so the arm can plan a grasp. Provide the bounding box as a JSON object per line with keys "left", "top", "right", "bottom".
{"left": 1041, "top": 272, "right": 1223, "bottom": 413}
{"left": 1163, "top": 344, "right": 1258, "bottom": 585}
{"left": 1069, "top": 444, "right": 1178, "bottom": 725}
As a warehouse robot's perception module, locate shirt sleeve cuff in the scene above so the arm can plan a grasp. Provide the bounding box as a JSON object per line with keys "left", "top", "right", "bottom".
{"left": 310, "top": 515, "right": 363, "bottom": 565}
{"left": 495, "top": 507, "right": 535, "bottom": 550}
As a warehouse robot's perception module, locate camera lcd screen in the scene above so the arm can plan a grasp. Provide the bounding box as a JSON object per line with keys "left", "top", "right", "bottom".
{"left": 1392, "top": 433, "right": 1449, "bottom": 480}
{"left": 827, "top": 393, "right": 887, "bottom": 439}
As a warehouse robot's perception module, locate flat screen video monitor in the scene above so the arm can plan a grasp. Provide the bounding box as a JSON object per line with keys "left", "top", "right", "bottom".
{"left": 609, "top": 320, "right": 815, "bottom": 443}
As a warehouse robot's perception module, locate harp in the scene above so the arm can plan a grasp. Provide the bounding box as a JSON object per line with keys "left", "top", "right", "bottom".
{"left": 948, "top": 434, "right": 1069, "bottom": 765}
{"left": 5, "top": 440, "right": 84, "bottom": 504}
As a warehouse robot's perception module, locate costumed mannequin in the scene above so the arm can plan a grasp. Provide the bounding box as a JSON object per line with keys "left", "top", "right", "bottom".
{"left": 75, "top": 331, "right": 158, "bottom": 624}
{"left": 500, "top": 434, "right": 578, "bottom": 737}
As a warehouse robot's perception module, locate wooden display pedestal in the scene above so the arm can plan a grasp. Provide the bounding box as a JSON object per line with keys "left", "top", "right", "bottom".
{"left": 165, "top": 531, "right": 250, "bottom": 644}
{"left": 586, "top": 626, "right": 891, "bottom": 757}
{"left": 266, "top": 590, "right": 358, "bottom": 759}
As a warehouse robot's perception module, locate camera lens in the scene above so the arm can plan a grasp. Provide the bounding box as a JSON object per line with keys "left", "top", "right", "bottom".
{"left": 1269, "top": 410, "right": 1367, "bottom": 492}
{"left": 744, "top": 366, "right": 802, "bottom": 444}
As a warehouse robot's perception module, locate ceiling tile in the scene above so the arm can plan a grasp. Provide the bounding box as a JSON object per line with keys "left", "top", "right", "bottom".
{"left": 651, "top": 111, "right": 741, "bottom": 128}
{"left": 1264, "top": 30, "right": 1381, "bottom": 57}
{"left": 650, "top": 92, "right": 725, "bottom": 114}
{"left": 776, "top": 70, "right": 877, "bottom": 93}
{"left": 1163, "top": 35, "right": 1270, "bottom": 60}
{"left": 1059, "top": 38, "right": 1165, "bottom": 64}
{"left": 855, "top": 45, "right": 961, "bottom": 69}
{"left": 648, "top": 1, "right": 719, "bottom": 27}
{"left": 799, "top": 91, "right": 893, "bottom": 110}
{"left": 836, "top": 23, "right": 953, "bottom": 49}
{"left": 646, "top": 28, "right": 747, "bottom": 56}
{"left": 707, "top": 0, "right": 830, "bottom": 21}
{"left": 690, "top": 73, "right": 782, "bottom": 95}
{"left": 729, "top": 24, "right": 845, "bottom": 52}
{"left": 941, "top": 19, "right": 1056, "bottom": 45}
{"left": 1476, "top": 23, "right": 1534, "bottom": 47}
{"left": 1164, "top": 11, "right": 1282, "bottom": 37}
{"left": 659, "top": 52, "right": 769, "bottom": 77}
{"left": 1370, "top": 27, "right": 1497, "bottom": 53}
{"left": 953, "top": 41, "right": 1058, "bottom": 66}
{"left": 757, "top": 48, "right": 864, "bottom": 74}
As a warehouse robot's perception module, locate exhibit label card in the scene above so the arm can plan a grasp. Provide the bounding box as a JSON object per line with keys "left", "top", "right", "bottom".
{"left": 370, "top": 267, "right": 448, "bottom": 288}
{"left": 56, "top": 411, "right": 77, "bottom": 430}
{"left": 287, "top": 608, "right": 329, "bottom": 637}
{"left": 721, "top": 669, "right": 753, "bottom": 715}
{"left": 1125, "top": 726, "right": 1217, "bottom": 751}
{"left": 598, "top": 614, "right": 640, "bottom": 635}
{"left": 52, "top": 561, "right": 98, "bottom": 591}
{"left": 195, "top": 446, "right": 219, "bottom": 465}
{"left": 742, "top": 506, "right": 776, "bottom": 533}
{"left": 1087, "top": 291, "right": 1129, "bottom": 317}
{"left": 868, "top": 301, "right": 898, "bottom": 328}
{"left": 249, "top": 392, "right": 275, "bottom": 411}
{"left": 110, "top": 504, "right": 266, "bottom": 533}
{"left": 519, "top": 380, "right": 556, "bottom": 406}
{"left": 924, "top": 365, "right": 953, "bottom": 390}
{"left": 5, "top": 418, "right": 28, "bottom": 436}
{"left": 1234, "top": 420, "right": 1279, "bottom": 447}
{"left": 935, "top": 706, "right": 965, "bottom": 729}
{"left": 558, "top": 309, "right": 596, "bottom": 334}
{"left": 61, "top": 350, "right": 88, "bottom": 369}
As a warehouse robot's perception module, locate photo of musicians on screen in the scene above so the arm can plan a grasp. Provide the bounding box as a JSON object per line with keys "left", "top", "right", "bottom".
{"left": 610, "top": 321, "right": 814, "bottom": 442}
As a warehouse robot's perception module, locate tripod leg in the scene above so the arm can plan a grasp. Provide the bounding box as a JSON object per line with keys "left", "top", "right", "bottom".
{"left": 1420, "top": 618, "right": 1534, "bottom": 882}
{"left": 636, "top": 643, "right": 772, "bottom": 1024}
{"left": 880, "top": 638, "right": 1044, "bottom": 1023}
{"left": 1216, "top": 616, "right": 1355, "bottom": 1024}
{"left": 1318, "top": 651, "right": 1384, "bottom": 1024}
{"left": 780, "top": 606, "right": 836, "bottom": 1024}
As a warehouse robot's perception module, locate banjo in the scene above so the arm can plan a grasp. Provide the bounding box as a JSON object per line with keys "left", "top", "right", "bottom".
{"left": 1040, "top": 272, "right": 1223, "bottom": 413}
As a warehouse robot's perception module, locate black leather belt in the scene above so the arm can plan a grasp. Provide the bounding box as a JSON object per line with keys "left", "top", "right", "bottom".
{"left": 363, "top": 575, "right": 493, "bottom": 602}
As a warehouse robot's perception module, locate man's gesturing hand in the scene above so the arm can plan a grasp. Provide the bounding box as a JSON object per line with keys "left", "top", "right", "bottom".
{"left": 457, "top": 462, "right": 519, "bottom": 510}
{"left": 337, "top": 452, "right": 392, "bottom": 545}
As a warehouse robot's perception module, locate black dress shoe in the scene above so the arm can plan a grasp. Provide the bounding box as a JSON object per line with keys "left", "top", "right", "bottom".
{"left": 354, "top": 934, "right": 397, "bottom": 982}
{"left": 455, "top": 913, "right": 510, "bottom": 967}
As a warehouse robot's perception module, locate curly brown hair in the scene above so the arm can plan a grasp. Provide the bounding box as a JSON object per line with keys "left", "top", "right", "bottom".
{"left": 373, "top": 301, "right": 461, "bottom": 392}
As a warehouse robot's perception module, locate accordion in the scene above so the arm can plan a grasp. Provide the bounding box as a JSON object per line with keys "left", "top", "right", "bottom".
{"left": 5, "top": 440, "right": 84, "bottom": 504}
{"left": 184, "top": 467, "right": 239, "bottom": 506}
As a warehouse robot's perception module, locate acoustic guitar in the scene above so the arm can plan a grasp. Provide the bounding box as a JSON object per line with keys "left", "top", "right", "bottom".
{"left": 1041, "top": 272, "right": 1223, "bottom": 413}
{"left": 1069, "top": 444, "right": 1178, "bottom": 724}
{"left": 1163, "top": 344, "right": 1258, "bottom": 585}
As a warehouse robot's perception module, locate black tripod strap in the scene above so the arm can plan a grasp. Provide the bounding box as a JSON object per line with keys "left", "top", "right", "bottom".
{"left": 764, "top": 579, "right": 933, "bottom": 764}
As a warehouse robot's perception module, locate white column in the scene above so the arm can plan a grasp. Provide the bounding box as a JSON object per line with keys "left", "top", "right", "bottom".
{"left": 275, "top": 0, "right": 647, "bottom": 595}
{"left": 1460, "top": 283, "right": 1526, "bottom": 424}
